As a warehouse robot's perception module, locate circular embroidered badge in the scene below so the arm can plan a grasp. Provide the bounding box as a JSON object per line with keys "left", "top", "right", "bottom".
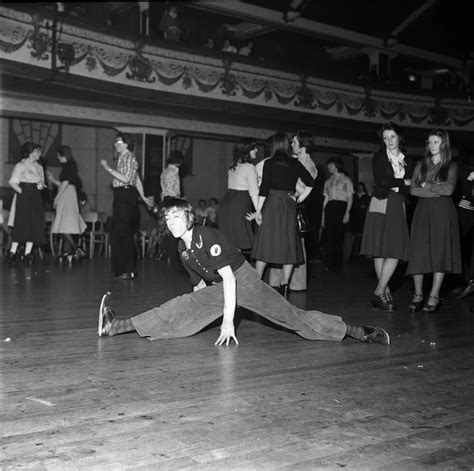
{"left": 210, "top": 244, "right": 222, "bottom": 256}
{"left": 181, "top": 251, "right": 189, "bottom": 260}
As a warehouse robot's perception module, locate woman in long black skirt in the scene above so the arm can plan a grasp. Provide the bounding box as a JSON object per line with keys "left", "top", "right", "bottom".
{"left": 407, "top": 129, "right": 461, "bottom": 312}
{"left": 251, "top": 132, "right": 314, "bottom": 298}
{"left": 6, "top": 142, "right": 47, "bottom": 265}
{"left": 217, "top": 138, "right": 259, "bottom": 256}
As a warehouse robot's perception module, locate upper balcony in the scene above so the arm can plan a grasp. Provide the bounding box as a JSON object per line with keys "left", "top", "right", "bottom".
{"left": 1, "top": 3, "right": 474, "bottom": 136}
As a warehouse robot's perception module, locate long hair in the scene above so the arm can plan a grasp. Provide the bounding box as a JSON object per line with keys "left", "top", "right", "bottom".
{"left": 269, "top": 131, "right": 291, "bottom": 158}
{"left": 377, "top": 122, "right": 405, "bottom": 152}
{"left": 57, "top": 145, "right": 74, "bottom": 162}
{"left": 57, "top": 145, "right": 81, "bottom": 189}
{"left": 416, "top": 129, "right": 452, "bottom": 184}
{"left": 230, "top": 137, "right": 257, "bottom": 170}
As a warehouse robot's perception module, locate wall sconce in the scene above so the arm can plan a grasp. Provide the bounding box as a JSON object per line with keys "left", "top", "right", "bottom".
{"left": 48, "top": 3, "right": 74, "bottom": 78}
{"left": 56, "top": 42, "right": 75, "bottom": 71}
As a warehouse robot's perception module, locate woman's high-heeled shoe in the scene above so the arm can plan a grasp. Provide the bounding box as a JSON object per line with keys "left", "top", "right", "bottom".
{"left": 371, "top": 293, "right": 395, "bottom": 311}
{"left": 409, "top": 293, "right": 424, "bottom": 312}
{"left": 422, "top": 296, "right": 441, "bottom": 313}
{"left": 74, "top": 247, "right": 87, "bottom": 260}
{"left": 385, "top": 289, "right": 397, "bottom": 310}
{"left": 4, "top": 251, "right": 17, "bottom": 265}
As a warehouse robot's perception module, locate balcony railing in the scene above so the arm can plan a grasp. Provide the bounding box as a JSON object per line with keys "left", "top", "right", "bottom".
{"left": 1, "top": 5, "right": 473, "bottom": 131}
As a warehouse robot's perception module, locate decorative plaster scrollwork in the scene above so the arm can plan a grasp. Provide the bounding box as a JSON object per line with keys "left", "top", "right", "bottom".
{"left": 0, "top": 25, "right": 28, "bottom": 53}
{"left": 126, "top": 41, "right": 156, "bottom": 83}
{"left": 294, "top": 76, "right": 316, "bottom": 109}
{"left": 28, "top": 14, "right": 50, "bottom": 60}
{"left": 1, "top": 4, "right": 473, "bottom": 130}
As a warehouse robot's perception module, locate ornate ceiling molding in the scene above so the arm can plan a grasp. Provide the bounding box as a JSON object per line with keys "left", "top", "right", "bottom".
{"left": 1, "top": 6, "right": 473, "bottom": 131}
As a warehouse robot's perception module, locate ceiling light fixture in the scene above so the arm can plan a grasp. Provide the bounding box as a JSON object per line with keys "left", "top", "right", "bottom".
{"left": 283, "top": 0, "right": 307, "bottom": 22}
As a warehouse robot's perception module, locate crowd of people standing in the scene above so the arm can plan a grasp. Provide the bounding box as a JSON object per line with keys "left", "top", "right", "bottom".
{"left": 3, "top": 124, "right": 473, "bottom": 313}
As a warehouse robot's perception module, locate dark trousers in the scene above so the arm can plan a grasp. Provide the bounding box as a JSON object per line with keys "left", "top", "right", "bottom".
{"left": 164, "top": 233, "right": 179, "bottom": 262}
{"left": 458, "top": 206, "right": 474, "bottom": 282}
{"left": 111, "top": 187, "right": 138, "bottom": 276}
{"left": 322, "top": 200, "right": 347, "bottom": 271}
{"left": 160, "top": 196, "right": 179, "bottom": 262}
{"left": 131, "top": 261, "right": 347, "bottom": 341}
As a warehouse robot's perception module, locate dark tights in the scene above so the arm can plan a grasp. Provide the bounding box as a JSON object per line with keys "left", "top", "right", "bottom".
{"left": 62, "top": 234, "right": 77, "bottom": 254}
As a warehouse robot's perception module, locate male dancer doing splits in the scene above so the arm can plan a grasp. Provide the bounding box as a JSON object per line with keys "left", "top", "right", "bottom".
{"left": 98, "top": 198, "right": 390, "bottom": 347}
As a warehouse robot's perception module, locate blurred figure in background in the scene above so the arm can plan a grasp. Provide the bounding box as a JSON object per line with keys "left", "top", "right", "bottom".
{"left": 158, "top": 5, "right": 182, "bottom": 41}
{"left": 206, "top": 197, "right": 219, "bottom": 228}
{"left": 350, "top": 181, "right": 370, "bottom": 257}
{"left": 195, "top": 199, "right": 208, "bottom": 225}
{"left": 78, "top": 191, "right": 94, "bottom": 213}
{"left": 320, "top": 157, "right": 353, "bottom": 272}
{"left": 47, "top": 145, "right": 86, "bottom": 263}
{"left": 159, "top": 150, "right": 185, "bottom": 263}
{"left": 456, "top": 152, "right": 474, "bottom": 300}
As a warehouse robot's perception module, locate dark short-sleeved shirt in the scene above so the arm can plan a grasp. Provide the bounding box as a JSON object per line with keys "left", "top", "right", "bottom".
{"left": 178, "top": 225, "right": 245, "bottom": 286}
{"left": 259, "top": 152, "right": 314, "bottom": 196}
{"left": 59, "top": 160, "right": 81, "bottom": 189}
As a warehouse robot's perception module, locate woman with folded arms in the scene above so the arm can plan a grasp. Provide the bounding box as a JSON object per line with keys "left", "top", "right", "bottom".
{"left": 406, "top": 129, "right": 461, "bottom": 312}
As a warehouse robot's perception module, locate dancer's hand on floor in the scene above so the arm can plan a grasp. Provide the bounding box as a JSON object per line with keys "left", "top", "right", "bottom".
{"left": 215, "top": 320, "right": 239, "bottom": 346}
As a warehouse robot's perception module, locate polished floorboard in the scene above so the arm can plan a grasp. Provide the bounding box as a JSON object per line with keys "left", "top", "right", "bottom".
{"left": 1, "top": 255, "right": 474, "bottom": 470}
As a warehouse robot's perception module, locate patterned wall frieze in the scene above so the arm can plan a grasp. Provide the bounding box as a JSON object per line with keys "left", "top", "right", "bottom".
{"left": 1, "top": 6, "right": 473, "bottom": 131}
{"left": 4, "top": 95, "right": 389, "bottom": 153}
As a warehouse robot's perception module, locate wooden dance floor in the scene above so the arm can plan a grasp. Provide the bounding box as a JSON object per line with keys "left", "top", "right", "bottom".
{"left": 1, "top": 255, "right": 474, "bottom": 470}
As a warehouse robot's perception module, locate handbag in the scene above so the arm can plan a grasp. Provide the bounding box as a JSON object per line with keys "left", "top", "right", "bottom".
{"left": 368, "top": 197, "right": 387, "bottom": 214}
{"left": 296, "top": 203, "right": 309, "bottom": 235}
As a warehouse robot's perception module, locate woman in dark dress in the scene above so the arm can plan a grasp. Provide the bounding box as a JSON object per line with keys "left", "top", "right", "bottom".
{"left": 360, "top": 122, "right": 413, "bottom": 311}
{"left": 407, "top": 129, "right": 461, "bottom": 312}
{"left": 6, "top": 142, "right": 47, "bottom": 265}
{"left": 251, "top": 131, "right": 314, "bottom": 298}
{"left": 350, "top": 181, "right": 370, "bottom": 257}
{"left": 351, "top": 182, "right": 370, "bottom": 235}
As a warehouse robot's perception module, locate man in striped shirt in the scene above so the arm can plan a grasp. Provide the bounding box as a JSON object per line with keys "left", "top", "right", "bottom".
{"left": 101, "top": 133, "right": 152, "bottom": 279}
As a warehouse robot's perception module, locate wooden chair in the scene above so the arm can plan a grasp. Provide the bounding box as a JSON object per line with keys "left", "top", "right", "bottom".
{"left": 138, "top": 231, "right": 157, "bottom": 259}
{"left": 80, "top": 211, "right": 110, "bottom": 259}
